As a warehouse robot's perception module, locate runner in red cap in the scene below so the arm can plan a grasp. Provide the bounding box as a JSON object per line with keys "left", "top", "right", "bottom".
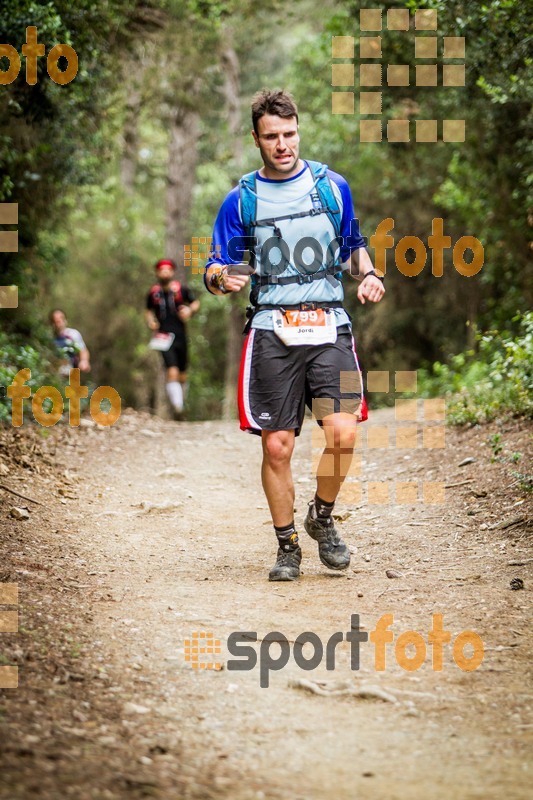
{"left": 145, "top": 259, "right": 200, "bottom": 417}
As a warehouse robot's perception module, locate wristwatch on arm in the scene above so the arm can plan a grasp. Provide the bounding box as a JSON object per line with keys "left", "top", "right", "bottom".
{"left": 361, "top": 270, "right": 384, "bottom": 283}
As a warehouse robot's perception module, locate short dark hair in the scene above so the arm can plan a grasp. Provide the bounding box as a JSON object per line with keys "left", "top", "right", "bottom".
{"left": 251, "top": 89, "right": 298, "bottom": 135}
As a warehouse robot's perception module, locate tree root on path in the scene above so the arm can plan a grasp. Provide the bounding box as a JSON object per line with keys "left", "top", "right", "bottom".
{"left": 288, "top": 678, "right": 397, "bottom": 703}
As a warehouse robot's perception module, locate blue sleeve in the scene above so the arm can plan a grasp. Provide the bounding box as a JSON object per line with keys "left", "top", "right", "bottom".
{"left": 204, "top": 187, "right": 247, "bottom": 289}
{"left": 327, "top": 169, "right": 366, "bottom": 261}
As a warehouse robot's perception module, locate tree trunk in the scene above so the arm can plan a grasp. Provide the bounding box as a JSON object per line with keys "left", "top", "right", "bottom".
{"left": 120, "top": 86, "right": 142, "bottom": 193}
{"left": 165, "top": 105, "right": 200, "bottom": 283}
{"left": 221, "top": 42, "right": 246, "bottom": 420}
{"left": 120, "top": 51, "right": 147, "bottom": 193}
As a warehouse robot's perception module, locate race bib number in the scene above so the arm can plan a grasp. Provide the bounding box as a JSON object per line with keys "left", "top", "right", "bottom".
{"left": 273, "top": 309, "right": 338, "bottom": 346}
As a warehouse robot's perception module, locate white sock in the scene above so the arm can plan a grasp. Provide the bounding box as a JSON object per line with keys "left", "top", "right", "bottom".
{"left": 166, "top": 381, "right": 183, "bottom": 412}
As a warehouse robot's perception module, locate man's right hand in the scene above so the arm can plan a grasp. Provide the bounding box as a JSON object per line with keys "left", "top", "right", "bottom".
{"left": 222, "top": 273, "right": 250, "bottom": 293}
{"left": 206, "top": 264, "right": 251, "bottom": 295}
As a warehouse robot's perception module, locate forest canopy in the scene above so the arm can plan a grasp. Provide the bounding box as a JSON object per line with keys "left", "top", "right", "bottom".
{"left": 0, "top": 0, "right": 531, "bottom": 421}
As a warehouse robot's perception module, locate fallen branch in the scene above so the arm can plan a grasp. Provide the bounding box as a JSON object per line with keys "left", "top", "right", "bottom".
{"left": 489, "top": 515, "right": 526, "bottom": 531}
{"left": 0, "top": 483, "right": 42, "bottom": 506}
{"left": 375, "top": 587, "right": 411, "bottom": 600}
{"left": 288, "top": 677, "right": 397, "bottom": 703}
{"left": 444, "top": 479, "right": 475, "bottom": 489}
{"left": 393, "top": 689, "right": 441, "bottom": 700}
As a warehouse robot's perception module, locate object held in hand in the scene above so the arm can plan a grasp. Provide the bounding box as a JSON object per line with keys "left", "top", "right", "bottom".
{"left": 210, "top": 266, "right": 229, "bottom": 293}
{"left": 227, "top": 264, "right": 255, "bottom": 277}
{"left": 149, "top": 332, "right": 175, "bottom": 351}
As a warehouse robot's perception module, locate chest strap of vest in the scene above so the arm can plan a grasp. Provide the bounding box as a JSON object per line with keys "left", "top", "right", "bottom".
{"left": 254, "top": 301, "right": 344, "bottom": 312}
{"left": 251, "top": 206, "right": 338, "bottom": 239}
{"left": 255, "top": 264, "right": 341, "bottom": 288}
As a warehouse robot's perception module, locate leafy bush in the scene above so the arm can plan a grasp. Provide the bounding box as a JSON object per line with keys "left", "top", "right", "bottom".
{"left": 417, "top": 312, "right": 533, "bottom": 424}
{"left": 0, "top": 331, "right": 59, "bottom": 424}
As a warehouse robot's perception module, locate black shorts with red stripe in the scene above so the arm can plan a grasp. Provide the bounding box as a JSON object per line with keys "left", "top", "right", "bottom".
{"left": 238, "top": 324, "right": 368, "bottom": 436}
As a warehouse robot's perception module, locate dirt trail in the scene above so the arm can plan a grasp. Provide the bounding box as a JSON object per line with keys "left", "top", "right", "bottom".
{"left": 0, "top": 409, "right": 531, "bottom": 799}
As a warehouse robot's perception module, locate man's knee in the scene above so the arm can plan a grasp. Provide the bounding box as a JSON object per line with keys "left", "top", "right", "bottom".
{"left": 337, "top": 424, "right": 357, "bottom": 450}
{"left": 323, "top": 415, "right": 358, "bottom": 451}
{"left": 262, "top": 430, "right": 294, "bottom": 467}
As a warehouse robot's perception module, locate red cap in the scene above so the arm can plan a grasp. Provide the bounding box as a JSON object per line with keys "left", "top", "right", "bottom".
{"left": 155, "top": 259, "right": 176, "bottom": 272}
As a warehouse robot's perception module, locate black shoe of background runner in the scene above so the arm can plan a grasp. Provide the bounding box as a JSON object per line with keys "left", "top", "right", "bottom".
{"left": 304, "top": 501, "right": 350, "bottom": 570}
{"left": 268, "top": 545, "right": 302, "bottom": 581}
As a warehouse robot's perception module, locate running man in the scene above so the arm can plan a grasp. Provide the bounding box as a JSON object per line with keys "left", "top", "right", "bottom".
{"left": 145, "top": 258, "right": 200, "bottom": 416}
{"left": 205, "top": 89, "right": 385, "bottom": 581}
{"left": 50, "top": 309, "right": 91, "bottom": 377}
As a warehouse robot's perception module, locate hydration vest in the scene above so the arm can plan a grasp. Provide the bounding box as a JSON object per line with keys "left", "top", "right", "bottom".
{"left": 149, "top": 281, "right": 184, "bottom": 321}
{"left": 239, "top": 160, "right": 344, "bottom": 306}
{"left": 239, "top": 160, "right": 342, "bottom": 241}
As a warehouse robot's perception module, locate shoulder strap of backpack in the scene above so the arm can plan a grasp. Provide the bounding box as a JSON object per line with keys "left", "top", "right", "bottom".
{"left": 170, "top": 280, "right": 183, "bottom": 306}
{"left": 239, "top": 171, "right": 259, "bottom": 285}
{"left": 239, "top": 171, "right": 257, "bottom": 237}
{"left": 149, "top": 283, "right": 165, "bottom": 318}
{"left": 241, "top": 162, "right": 341, "bottom": 238}
{"left": 307, "top": 160, "right": 342, "bottom": 239}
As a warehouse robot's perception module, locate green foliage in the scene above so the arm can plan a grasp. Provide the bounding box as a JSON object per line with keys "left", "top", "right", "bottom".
{"left": 417, "top": 312, "right": 533, "bottom": 424}
{"left": 0, "top": 0, "right": 162, "bottom": 338}
{"left": 282, "top": 0, "right": 532, "bottom": 382}
{"left": 49, "top": 166, "right": 226, "bottom": 419}
{"left": 485, "top": 434, "right": 531, "bottom": 494}
{"left": 0, "top": 330, "right": 58, "bottom": 424}
{"left": 406, "top": 0, "right": 532, "bottom": 329}
{"left": 488, "top": 432, "right": 503, "bottom": 458}
{"left": 1, "top": 0, "right": 531, "bottom": 423}
{"left": 186, "top": 291, "right": 228, "bottom": 419}
{"left": 50, "top": 176, "right": 163, "bottom": 408}
{"left": 511, "top": 468, "right": 532, "bottom": 494}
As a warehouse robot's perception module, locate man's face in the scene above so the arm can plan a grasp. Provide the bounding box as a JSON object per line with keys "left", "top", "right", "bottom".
{"left": 52, "top": 311, "right": 66, "bottom": 334}
{"left": 252, "top": 114, "right": 300, "bottom": 179}
{"left": 157, "top": 266, "right": 174, "bottom": 283}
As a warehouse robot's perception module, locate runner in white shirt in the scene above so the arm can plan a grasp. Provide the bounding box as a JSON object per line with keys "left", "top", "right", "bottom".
{"left": 50, "top": 309, "right": 90, "bottom": 377}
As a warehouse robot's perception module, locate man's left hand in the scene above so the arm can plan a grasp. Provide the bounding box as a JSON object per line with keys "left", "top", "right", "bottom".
{"left": 178, "top": 305, "right": 193, "bottom": 322}
{"left": 357, "top": 275, "right": 385, "bottom": 305}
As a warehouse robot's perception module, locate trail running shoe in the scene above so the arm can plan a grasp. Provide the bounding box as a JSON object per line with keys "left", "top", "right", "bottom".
{"left": 268, "top": 545, "right": 302, "bottom": 581}
{"left": 304, "top": 501, "right": 350, "bottom": 570}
